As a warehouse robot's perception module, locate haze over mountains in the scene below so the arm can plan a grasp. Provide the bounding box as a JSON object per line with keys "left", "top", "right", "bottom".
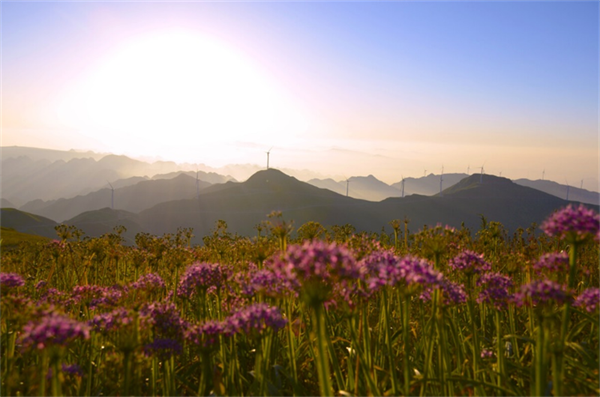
{"left": 2, "top": 146, "right": 598, "bottom": 244}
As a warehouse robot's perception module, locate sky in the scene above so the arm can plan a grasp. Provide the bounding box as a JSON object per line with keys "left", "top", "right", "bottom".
{"left": 2, "top": 0, "right": 599, "bottom": 189}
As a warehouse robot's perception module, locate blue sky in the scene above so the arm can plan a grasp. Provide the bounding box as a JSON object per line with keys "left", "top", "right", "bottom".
{"left": 2, "top": 1, "right": 598, "bottom": 188}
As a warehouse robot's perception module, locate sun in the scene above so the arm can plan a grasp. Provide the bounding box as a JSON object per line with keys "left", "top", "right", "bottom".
{"left": 55, "top": 30, "right": 308, "bottom": 158}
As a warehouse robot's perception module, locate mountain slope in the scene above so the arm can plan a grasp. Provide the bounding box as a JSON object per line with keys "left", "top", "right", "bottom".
{"left": 0, "top": 208, "right": 59, "bottom": 238}
{"left": 64, "top": 208, "right": 144, "bottom": 244}
{"left": 514, "top": 179, "right": 599, "bottom": 205}
{"left": 20, "top": 174, "right": 211, "bottom": 222}
{"left": 138, "top": 169, "right": 378, "bottom": 240}
{"left": 136, "top": 170, "right": 586, "bottom": 243}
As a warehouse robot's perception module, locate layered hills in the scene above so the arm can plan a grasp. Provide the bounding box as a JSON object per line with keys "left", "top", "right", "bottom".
{"left": 4, "top": 169, "right": 595, "bottom": 244}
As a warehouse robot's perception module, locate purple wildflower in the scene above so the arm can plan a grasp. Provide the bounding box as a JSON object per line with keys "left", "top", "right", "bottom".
{"left": 541, "top": 204, "right": 600, "bottom": 243}
{"left": 71, "top": 284, "right": 126, "bottom": 309}
{"left": 476, "top": 272, "right": 513, "bottom": 308}
{"left": 143, "top": 338, "right": 183, "bottom": 360}
{"left": 278, "top": 240, "right": 359, "bottom": 282}
{"left": 357, "top": 250, "right": 397, "bottom": 292}
{"left": 513, "top": 280, "right": 572, "bottom": 308}
{"left": 401, "top": 256, "right": 445, "bottom": 288}
{"left": 185, "top": 320, "right": 225, "bottom": 350}
{"left": 573, "top": 288, "right": 600, "bottom": 313}
{"left": 37, "top": 288, "right": 69, "bottom": 307}
{"left": 140, "top": 301, "right": 188, "bottom": 339}
{"left": 449, "top": 251, "right": 492, "bottom": 275}
{"left": 21, "top": 311, "right": 90, "bottom": 350}
{"left": 225, "top": 303, "right": 287, "bottom": 337}
{"left": 236, "top": 266, "right": 294, "bottom": 298}
{"left": 271, "top": 240, "right": 358, "bottom": 305}
{"left": 131, "top": 273, "right": 166, "bottom": 292}
{"left": 481, "top": 349, "right": 494, "bottom": 359}
{"left": 35, "top": 280, "right": 47, "bottom": 290}
{"left": 62, "top": 364, "right": 84, "bottom": 377}
{"left": 419, "top": 279, "right": 466, "bottom": 306}
{"left": 533, "top": 252, "right": 569, "bottom": 273}
{"left": 89, "top": 307, "right": 134, "bottom": 333}
{"left": 178, "top": 262, "right": 226, "bottom": 298}
{"left": 440, "top": 280, "right": 467, "bottom": 305}
{"left": 0, "top": 272, "right": 25, "bottom": 288}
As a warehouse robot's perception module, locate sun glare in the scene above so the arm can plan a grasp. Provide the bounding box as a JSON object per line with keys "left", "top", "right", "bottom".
{"left": 56, "top": 30, "right": 308, "bottom": 157}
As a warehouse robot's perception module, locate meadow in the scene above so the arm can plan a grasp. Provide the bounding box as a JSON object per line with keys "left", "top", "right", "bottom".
{"left": 1, "top": 205, "right": 598, "bottom": 396}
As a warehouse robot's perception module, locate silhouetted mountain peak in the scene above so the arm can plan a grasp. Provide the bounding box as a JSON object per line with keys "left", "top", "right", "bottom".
{"left": 442, "top": 173, "right": 553, "bottom": 199}
{"left": 245, "top": 168, "right": 300, "bottom": 189}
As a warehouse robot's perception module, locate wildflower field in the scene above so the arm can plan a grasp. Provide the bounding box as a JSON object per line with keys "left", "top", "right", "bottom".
{"left": 1, "top": 205, "right": 599, "bottom": 396}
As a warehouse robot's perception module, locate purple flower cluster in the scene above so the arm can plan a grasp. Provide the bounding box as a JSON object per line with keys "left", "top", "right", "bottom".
{"left": 140, "top": 301, "right": 188, "bottom": 339}
{"left": 513, "top": 280, "right": 571, "bottom": 308}
{"left": 533, "top": 252, "right": 569, "bottom": 273}
{"left": 185, "top": 320, "right": 225, "bottom": 350}
{"left": 178, "top": 262, "right": 226, "bottom": 298}
{"left": 449, "top": 251, "right": 492, "bottom": 275}
{"left": 236, "top": 266, "right": 293, "bottom": 298}
{"left": 89, "top": 307, "right": 134, "bottom": 333}
{"left": 21, "top": 311, "right": 90, "bottom": 350}
{"left": 573, "top": 288, "right": 600, "bottom": 313}
{"left": 421, "top": 279, "right": 467, "bottom": 306}
{"left": 143, "top": 338, "right": 183, "bottom": 360}
{"left": 369, "top": 253, "right": 442, "bottom": 289}
{"left": 440, "top": 280, "right": 467, "bottom": 305}
{"left": 71, "top": 284, "right": 125, "bottom": 309}
{"left": 274, "top": 240, "right": 359, "bottom": 285}
{"left": 0, "top": 272, "right": 25, "bottom": 288}
{"left": 541, "top": 204, "right": 600, "bottom": 242}
{"left": 131, "top": 273, "right": 166, "bottom": 292}
{"left": 476, "top": 272, "right": 513, "bottom": 308}
{"left": 62, "top": 363, "right": 84, "bottom": 377}
{"left": 481, "top": 349, "right": 494, "bottom": 359}
{"left": 225, "top": 303, "right": 287, "bottom": 336}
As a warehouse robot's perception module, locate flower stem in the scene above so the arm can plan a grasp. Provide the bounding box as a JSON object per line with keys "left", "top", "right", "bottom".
{"left": 313, "top": 303, "right": 333, "bottom": 396}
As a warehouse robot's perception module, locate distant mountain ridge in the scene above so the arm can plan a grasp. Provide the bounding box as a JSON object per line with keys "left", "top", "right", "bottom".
{"left": 20, "top": 174, "right": 212, "bottom": 222}
{"left": 2, "top": 146, "right": 598, "bottom": 209}
{"left": 5, "top": 169, "right": 597, "bottom": 245}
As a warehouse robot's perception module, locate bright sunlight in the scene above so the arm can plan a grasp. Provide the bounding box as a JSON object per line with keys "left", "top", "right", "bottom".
{"left": 55, "top": 30, "right": 309, "bottom": 157}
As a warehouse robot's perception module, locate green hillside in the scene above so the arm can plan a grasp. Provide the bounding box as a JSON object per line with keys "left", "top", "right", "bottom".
{"left": 0, "top": 208, "right": 59, "bottom": 238}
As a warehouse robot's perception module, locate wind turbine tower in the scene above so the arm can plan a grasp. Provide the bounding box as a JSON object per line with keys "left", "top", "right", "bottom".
{"left": 196, "top": 171, "right": 200, "bottom": 200}
{"left": 542, "top": 169, "right": 545, "bottom": 180}
{"left": 566, "top": 180, "right": 570, "bottom": 201}
{"left": 108, "top": 182, "right": 114, "bottom": 209}
{"left": 467, "top": 165, "right": 470, "bottom": 175}
{"left": 580, "top": 179, "right": 584, "bottom": 189}
{"left": 401, "top": 175, "right": 405, "bottom": 198}
{"left": 266, "top": 147, "right": 273, "bottom": 169}
{"left": 346, "top": 179, "right": 350, "bottom": 197}
{"left": 479, "top": 165, "right": 485, "bottom": 184}
{"left": 439, "top": 166, "right": 444, "bottom": 197}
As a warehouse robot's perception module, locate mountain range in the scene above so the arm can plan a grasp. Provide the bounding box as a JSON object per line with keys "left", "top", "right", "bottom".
{"left": 2, "top": 146, "right": 598, "bottom": 244}
{"left": 3, "top": 168, "right": 595, "bottom": 245}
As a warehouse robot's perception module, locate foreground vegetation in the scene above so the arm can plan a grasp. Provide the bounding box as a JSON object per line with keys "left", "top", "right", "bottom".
{"left": 1, "top": 205, "right": 599, "bottom": 396}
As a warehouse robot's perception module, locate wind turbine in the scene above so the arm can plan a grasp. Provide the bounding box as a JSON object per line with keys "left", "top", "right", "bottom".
{"left": 401, "top": 175, "right": 405, "bottom": 198}
{"left": 424, "top": 169, "right": 427, "bottom": 177}
{"left": 107, "top": 181, "right": 114, "bottom": 209}
{"left": 266, "top": 147, "right": 273, "bottom": 169}
{"left": 542, "top": 169, "right": 545, "bottom": 181}
{"left": 479, "top": 163, "right": 485, "bottom": 184}
{"left": 346, "top": 179, "right": 350, "bottom": 197}
{"left": 467, "top": 165, "right": 470, "bottom": 175}
{"left": 196, "top": 170, "right": 200, "bottom": 200}
{"left": 580, "top": 179, "right": 584, "bottom": 189}
{"left": 565, "top": 179, "right": 570, "bottom": 201}
{"left": 439, "top": 166, "right": 444, "bottom": 197}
